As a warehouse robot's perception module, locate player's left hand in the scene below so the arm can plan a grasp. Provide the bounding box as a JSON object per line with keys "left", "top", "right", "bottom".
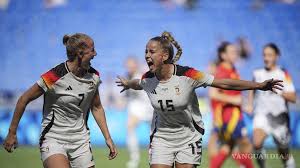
{"left": 259, "top": 78, "right": 283, "bottom": 94}
{"left": 106, "top": 138, "right": 118, "bottom": 160}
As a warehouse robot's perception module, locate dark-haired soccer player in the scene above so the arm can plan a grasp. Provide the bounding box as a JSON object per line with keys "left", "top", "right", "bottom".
{"left": 247, "top": 43, "right": 296, "bottom": 168}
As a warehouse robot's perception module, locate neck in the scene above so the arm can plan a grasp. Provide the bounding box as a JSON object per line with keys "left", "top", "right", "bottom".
{"left": 156, "top": 64, "right": 173, "bottom": 81}
{"left": 67, "top": 60, "right": 87, "bottom": 77}
{"left": 265, "top": 65, "right": 277, "bottom": 71}
{"left": 221, "top": 61, "right": 233, "bottom": 68}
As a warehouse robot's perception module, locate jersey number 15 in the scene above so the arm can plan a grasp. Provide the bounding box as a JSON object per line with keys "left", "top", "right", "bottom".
{"left": 158, "top": 100, "right": 175, "bottom": 111}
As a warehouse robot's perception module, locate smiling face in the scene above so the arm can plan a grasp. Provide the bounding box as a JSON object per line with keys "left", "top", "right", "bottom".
{"left": 80, "top": 38, "right": 97, "bottom": 70}
{"left": 145, "top": 40, "right": 169, "bottom": 73}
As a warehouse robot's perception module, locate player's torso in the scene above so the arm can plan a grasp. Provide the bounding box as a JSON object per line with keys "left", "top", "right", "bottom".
{"left": 42, "top": 63, "right": 99, "bottom": 143}
{"left": 253, "top": 68, "right": 287, "bottom": 115}
{"left": 211, "top": 64, "right": 242, "bottom": 122}
{"left": 146, "top": 75, "right": 195, "bottom": 128}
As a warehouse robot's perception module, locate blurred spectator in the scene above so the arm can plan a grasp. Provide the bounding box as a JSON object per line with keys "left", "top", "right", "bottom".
{"left": 44, "top": 0, "right": 67, "bottom": 8}
{"left": 0, "top": 0, "right": 10, "bottom": 10}
{"left": 252, "top": 0, "right": 296, "bottom": 9}
{"left": 158, "top": 0, "right": 198, "bottom": 10}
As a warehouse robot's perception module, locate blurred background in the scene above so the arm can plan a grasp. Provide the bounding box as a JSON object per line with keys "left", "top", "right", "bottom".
{"left": 0, "top": 0, "right": 300, "bottom": 167}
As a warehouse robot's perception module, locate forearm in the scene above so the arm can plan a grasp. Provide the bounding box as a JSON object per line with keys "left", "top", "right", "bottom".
{"left": 9, "top": 96, "right": 29, "bottom": 134}
{"left": 128, "top": 79, "right": 142, "bottom": 90}
{"left": 212, "top": 78, "right": 261, "bottom": 91}
{"left": 92, "top": 107, "right": 112, "bottom": 140}
{"left": 281, "top": 92, "right": 297, "bottom": 103}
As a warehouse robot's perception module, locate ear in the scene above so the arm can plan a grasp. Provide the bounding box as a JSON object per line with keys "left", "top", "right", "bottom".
{"left": 78, "top": 51, "right": 84, "bottom": 59}
{"left": 162, "top": 52, "right": 169, "bottom": 62}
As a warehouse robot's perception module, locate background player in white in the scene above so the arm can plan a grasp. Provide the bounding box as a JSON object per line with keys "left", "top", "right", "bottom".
{"left": 3, "top": 33, "right": 118, "bottom": 168}
{"left": 247, "top": 43, "right": 297, "bottom": 168}
{"left": 116, "top": 31, "right": 283, "bottom": 168}
{"left": 125, "top": 57, "right": 153, "bottom": 168}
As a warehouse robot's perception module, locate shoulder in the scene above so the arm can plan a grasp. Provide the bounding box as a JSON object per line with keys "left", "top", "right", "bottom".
{"left": 175, "top": 64, "right": 204, "bottom": 80}
{"left": 253, "top": 68, "right": 264, "bottom": 75}
{"left": 278, "top": 67, "right": 292, "bottom": 79}
{"left": 41, "top": 62, "right": 68, "bottom": 81}
{"left": 141, "top": 71, "right": 155, "bottom": 80}
{"left": 40, "top": 62, "right": 68, "bottom": 88}
{"left": 175, "top": 65, "right": 192, "bottom": 76}
{"left": 88, "top": 66, "right": 100, "bottom": 77}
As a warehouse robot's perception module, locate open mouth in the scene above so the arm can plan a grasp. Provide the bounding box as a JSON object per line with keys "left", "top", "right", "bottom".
{"left": 146, "top": 60, "right": 154, "bottom": 70}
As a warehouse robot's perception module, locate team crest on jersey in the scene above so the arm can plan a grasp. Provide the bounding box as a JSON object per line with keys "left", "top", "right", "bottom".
{"left": 175, "top": 85, "right": 180, "bottom": 95}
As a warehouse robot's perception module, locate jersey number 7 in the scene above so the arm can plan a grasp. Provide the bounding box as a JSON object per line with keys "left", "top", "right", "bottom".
{"left": 158, "top": 100, "right": 175, "bottom": 111}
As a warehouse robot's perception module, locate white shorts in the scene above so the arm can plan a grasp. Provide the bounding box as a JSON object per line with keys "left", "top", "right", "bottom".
{"left": 128, "top": 100, "right": 153, "bottom": 121}
{"left": 253, "top": 112, "right": 291, "bottom": 148}
{"left": 40, "top": 138, "right": 95, "bottom": 168}
{"left": 149, "top": 133, "right": 203, "bottom": 166}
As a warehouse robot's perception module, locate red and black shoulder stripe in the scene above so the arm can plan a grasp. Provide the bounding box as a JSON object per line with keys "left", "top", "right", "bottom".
{"left": 176, "top": 65, "right": 204, "bottom": 80}
{"left": 142, "top": 71, "right": 155, "bottom": 80}
{"left": 88, "top": 67, "right": 100, "bottom": 76}
{"left": 41, "top": 62, "right": 68, "bottom": 89}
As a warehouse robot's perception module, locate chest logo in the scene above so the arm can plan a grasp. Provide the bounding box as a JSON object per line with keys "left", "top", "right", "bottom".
{"left": 89, "top": 82, "right": 96, "bottom": 89}
{"left": 66, "top": 86, "right": 73, "bottom": 91}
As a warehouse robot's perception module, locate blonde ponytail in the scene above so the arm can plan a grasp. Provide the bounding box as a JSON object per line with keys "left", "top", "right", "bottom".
{"left": 161, "top": 31, "right": 183, "bottom": 63}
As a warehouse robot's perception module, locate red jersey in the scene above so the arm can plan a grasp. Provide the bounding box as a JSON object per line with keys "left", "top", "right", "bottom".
{"left": 211, "top": 63, "right": 243, "bottom": 126}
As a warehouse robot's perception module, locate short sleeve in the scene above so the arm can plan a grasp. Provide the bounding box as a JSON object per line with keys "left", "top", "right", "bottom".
{"left": 36, "top": 78, "right": 48, "bottom": 92}
{"left": 139, "top": 71, "right": 155, "bottom": 91}
{"left": 139, "top": 77, "right": 148, "bottom": 90}
{"left": 283, "top": 70, "right": 295, "bottom": 92}
{"left": 184, "top": 68, "right": 214, "bottom": 88}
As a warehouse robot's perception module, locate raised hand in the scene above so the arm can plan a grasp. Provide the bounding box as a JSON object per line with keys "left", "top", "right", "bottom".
{"left": 259, "top": 78, "right": 283, "bottom": 94}
{"left": 116, "top": 76, "right": 130, "bottom": 93}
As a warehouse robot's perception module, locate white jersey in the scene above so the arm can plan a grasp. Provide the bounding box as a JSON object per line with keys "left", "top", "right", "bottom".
{"left": 140, "top": 64, "right": 214, "bottom": 146}
{"left": 253, "top": 67, "right": 295, "bottom": 116}
{"left": 127, "top": 72, "right": 153, "bottom": 120}
{"left": 37, "top": 62, "right": 101, "bottom": 145}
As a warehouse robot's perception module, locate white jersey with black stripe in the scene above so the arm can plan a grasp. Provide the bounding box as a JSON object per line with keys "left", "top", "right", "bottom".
{"left": 253, "top": 67, "right": 295, "bottom": 116}
{"left": 36, "top": 62, "right": 101, "bottom": 144}
{"left": 140, "top": 64, "right": 214, "bottom": 146}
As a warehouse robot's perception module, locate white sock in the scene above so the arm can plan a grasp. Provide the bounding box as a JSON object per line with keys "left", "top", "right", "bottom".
{"left": 127, "top": 130, "right": 140, "bottom": 167}
{"left": 285, "top": 155, "right": 296, "bottom": 168}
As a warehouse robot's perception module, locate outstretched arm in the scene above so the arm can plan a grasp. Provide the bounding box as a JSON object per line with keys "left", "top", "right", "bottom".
{"left": 3, "top": 83, "right": 44, "bottom": 152}
{"left": 91, "top": 89, "right": 118, "bottom": 160}
{"left": 116, "top": 76, "right": 142, "bottom": 93}
{"left": 210, "top": 78, "right": 283, "bottom": 93}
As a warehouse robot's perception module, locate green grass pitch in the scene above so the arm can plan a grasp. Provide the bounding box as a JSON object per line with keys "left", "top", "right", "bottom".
{"left": 0, "top": 147, "right": 299, "bottom": 168}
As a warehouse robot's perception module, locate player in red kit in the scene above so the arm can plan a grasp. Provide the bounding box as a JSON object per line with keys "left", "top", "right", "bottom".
{"left": 209, "top": 42, "right": 253, "bottom": 168}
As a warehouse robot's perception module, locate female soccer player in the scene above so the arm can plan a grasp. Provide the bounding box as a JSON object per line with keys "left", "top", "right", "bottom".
{"left": 116, "top": 31, "right": 283, "bottom": 168}
{"left": 247, "top": 43, "right": 296, "bottom": 168}
{"left": 3, "top": 33, "right": 118, "bottom": 168}
{"left": 208, "top": 42, "right": 253, "bottom": 168}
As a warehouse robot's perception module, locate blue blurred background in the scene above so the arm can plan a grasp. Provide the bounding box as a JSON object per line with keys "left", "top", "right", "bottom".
{"left": 0, "top": 0, "right": 300, "bottom": 148}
